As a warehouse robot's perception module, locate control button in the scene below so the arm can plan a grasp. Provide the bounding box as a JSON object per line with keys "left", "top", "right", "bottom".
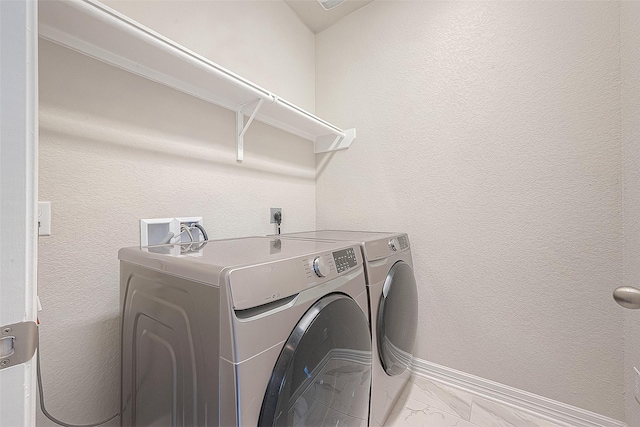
{"left": 312, "top": 256, "right": 329, "bottom": 277}
{"left": 388, "top": 238, "right": 399, "bottom": 251}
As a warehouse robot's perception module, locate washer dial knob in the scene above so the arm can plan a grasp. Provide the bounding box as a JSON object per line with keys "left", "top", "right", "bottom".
{"left": 388, "top": 238, "right": 399, "bottom": 251}
{"left": 312, "top": 256, "right": 329, "bottom": 277}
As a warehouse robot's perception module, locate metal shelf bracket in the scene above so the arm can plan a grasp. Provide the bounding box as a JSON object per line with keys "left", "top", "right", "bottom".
{"left": 236, "top": 98, "right": 265, "bottom": 162}
{"left": 315, "top": 128, "right": 356, "bottom": 154}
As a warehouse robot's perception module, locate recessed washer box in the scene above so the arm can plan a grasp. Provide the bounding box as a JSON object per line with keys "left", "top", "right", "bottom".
{"left": 140, "top": 217, "right": 205, "bottom": 246}
{"left": 175, "top": 217, "right": 204, "bottom": 243}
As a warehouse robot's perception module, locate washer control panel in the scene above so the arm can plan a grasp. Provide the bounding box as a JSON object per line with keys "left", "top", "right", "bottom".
{"left": 302, "top": 247, "right": 359, "bottom": 281}
{"left": 333, "top": 247, "right": 358, "bottom": 273}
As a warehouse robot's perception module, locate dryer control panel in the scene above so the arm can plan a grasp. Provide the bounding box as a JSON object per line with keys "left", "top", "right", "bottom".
{"left": 364, "top": 233, "right": 411, "bottom": 261}
{"left": 398, "top": 235, "right": 409, "bottom": 250}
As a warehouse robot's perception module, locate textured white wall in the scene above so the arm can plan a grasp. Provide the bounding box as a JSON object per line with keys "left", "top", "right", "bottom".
{"left": 103, "top": 0, "right": 315, "bottom": 112}
{"left": 316, "top": 1, "right": 623, "bottom": 420}
{"left": 622, "top": 1, "right": 640, "bottom": 425}
{"left": 36, "top": 2, "right": 315, "bottom": 425}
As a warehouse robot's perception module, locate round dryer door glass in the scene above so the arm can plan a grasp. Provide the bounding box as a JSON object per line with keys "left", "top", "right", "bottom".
{"left": 377, "top": 261, "right": 418, "bottom": 376}
{"left": 259, "top": 294, "right": 371, "bottom": 427}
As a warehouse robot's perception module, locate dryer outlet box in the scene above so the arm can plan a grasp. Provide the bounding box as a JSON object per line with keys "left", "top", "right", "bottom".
{"left": 270, "top": 208, "right": 282, "bottom": 224}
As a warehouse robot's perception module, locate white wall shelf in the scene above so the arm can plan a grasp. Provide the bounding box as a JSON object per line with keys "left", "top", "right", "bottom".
{"left": 38, "top": 0, "right": 356, "bottom": 162}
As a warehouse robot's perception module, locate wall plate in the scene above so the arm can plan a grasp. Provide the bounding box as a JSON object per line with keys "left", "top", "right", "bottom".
{"left": 38, "top": 201, "right": 51, "bottom": 236}
{"left": 270, "top": 208, "right": 282, "bottom": 224}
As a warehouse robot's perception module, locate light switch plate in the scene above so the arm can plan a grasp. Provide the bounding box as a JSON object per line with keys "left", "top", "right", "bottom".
{"left": 38, "top": 202, "right": 51, "bottom": 236}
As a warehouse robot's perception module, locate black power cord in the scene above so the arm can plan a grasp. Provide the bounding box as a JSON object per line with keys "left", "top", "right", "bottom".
{"left": 274, "top": 211, "right": 282, "bottom": 235}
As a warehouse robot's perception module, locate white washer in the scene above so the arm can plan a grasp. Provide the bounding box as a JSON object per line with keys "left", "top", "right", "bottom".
{"left": 279, "top": 231, "right": 418, "bottom": 427}
{"left": 119, "top": 236, "right": 372, "bottom": 426}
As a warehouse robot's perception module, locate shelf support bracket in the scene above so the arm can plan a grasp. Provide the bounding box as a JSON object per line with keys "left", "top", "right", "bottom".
{"left": 236, "top": 98, "right": 265, "bottom": 162}
{"left": 315, "top": 128, "right": 356, "bottom": 154}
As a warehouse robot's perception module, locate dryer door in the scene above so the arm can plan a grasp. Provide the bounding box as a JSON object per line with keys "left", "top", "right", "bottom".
{"left": 377, "top": 260, "right": 418, "bottom": 376}
{"left": 258, "top": 294, "right": 371, "bottom": 427}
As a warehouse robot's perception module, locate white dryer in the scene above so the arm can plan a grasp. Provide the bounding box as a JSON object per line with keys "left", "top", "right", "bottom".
{"left": 279, "top": 231, "right": 418, "bottom": 427}
{"left": 119, "top": 236, "right": 372, "bottom": 426}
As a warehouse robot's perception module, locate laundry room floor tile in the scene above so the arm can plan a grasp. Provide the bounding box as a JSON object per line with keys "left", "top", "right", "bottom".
{"left": 385, "top": 394, "right": 479, "bottom": 427}
{"left": 384, "top": 376, "right": 569, "bottom": 427}
{"left": 400, "top": 375, "right": 474, "bottom": 420}
{"left": 469, "top": 397, "right": 565, "bottom": 427}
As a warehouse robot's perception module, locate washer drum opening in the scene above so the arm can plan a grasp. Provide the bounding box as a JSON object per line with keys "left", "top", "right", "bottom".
{"left": 259, "top": 293, "right": 372, "bottom": 427}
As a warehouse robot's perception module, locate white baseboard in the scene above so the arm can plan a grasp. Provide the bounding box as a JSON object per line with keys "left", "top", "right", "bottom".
{"left": 410, "top": 357, "right": 627, "bottom": 427}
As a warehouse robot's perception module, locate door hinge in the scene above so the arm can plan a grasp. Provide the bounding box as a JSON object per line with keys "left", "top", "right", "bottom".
{"left": 0, "top": 321, "right": 38, "bottom": 370}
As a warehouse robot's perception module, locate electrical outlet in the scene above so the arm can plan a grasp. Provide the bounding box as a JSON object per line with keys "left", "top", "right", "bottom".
{"left": 270, "top": 208, "right": 282, "bottom": 224}
{"left": 635, "top": 367, "right": 640, "bottom": 404}
{"left": 38, "top": 202, "right": 51, "bottom": 236}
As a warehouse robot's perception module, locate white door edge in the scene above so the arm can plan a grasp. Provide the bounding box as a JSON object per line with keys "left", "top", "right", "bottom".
{"left": 0, "top": 0, "right": 39, "bottom": 425}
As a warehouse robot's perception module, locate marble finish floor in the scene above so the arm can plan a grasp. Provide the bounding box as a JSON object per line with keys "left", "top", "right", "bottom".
{"left": 384, "top": 376, "right": 567, "bottom": 427}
